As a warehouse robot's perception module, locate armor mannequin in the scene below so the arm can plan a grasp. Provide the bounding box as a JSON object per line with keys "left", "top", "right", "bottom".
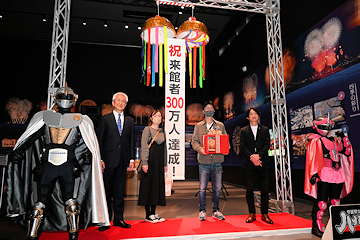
{"left": 7, "top": 86, "right": 109, "bottom": 240}
{"left": 304, "top": 115, "right": 354, "bottom": 237}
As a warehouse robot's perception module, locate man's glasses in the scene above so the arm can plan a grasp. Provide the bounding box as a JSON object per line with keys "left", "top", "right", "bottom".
{"left": 113, "top": 99, "right": 126, "bottom": 103}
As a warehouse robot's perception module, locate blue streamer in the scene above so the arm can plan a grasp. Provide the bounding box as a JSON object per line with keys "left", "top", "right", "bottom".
{"left": 140, "top": 39, "right": 145, "bottom": 82}
{"left": 152, "top": 44, "right": 155, "bottom": 87}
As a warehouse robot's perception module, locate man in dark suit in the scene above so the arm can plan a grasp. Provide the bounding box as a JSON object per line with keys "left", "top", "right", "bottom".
{"left": 97, "top": 92, "right": 135, "bottom": 230}
{"left": 240, "top": 107, "right": 273, "bottom": 224}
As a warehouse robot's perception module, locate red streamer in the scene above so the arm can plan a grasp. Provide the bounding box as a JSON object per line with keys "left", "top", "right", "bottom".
{"left": 202, "top": 41, "right": 206, "bottom": 79}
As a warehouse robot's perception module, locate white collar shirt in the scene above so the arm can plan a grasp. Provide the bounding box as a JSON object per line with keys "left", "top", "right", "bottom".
{"left": 113, "top": 110, "right": 124, "bottom": 130}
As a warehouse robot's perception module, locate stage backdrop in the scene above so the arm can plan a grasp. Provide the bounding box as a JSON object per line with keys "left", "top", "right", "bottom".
{"left": 225, "top": 63, "right": 360, "bottom": 172}
{"left": 292, "top": 0, "right": 360, "bottom": 88}
{"left": 225, "top": 0, "right": 360, "bottom": 121}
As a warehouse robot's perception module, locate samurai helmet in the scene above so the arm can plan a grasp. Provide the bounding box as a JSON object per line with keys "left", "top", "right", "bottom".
{"left": 52, "top": 84, "right": 78, "bottom": 110}
{"left": 313, "top": 113, "right": 335, "bottom": 136}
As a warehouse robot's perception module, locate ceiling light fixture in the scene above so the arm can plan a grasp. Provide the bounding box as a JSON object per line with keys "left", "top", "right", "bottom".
{"left": 82, "top": 19, "right": 86, "bottom": 26}
{"left": 179, "top": 11, "right": 183, "bottom": 15}
{"left": 43, "top": 15, "right": 46, "bottom": 22}
{"left": 125, "top": 23, "right": 129, "bottom": 29}
{"left": 0, "top": 12, "right": 3, "bottom": 19}
{"left": 137, "top": 24, "right": 141, "bottom": 30}
{"left": 104, "top": 20, "right": 108, "bottom": 27}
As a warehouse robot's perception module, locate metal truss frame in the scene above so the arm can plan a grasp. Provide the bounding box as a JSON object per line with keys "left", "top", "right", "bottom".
{"left": 179, "top": 0, "right": 294, "bottom": 214}
{"left": 181, "top": 0, "right": 268, "bottom": 14}
{"left": 264, "top": 0, "right": 294, "bottom": 214}
{"left": 85, "top": 0, "right": 237, "bottom": 16}
{"left": 47, "top": 0, "right": 71, "bottom": 110}
{"left": 46, "top": 0, "right": 294, "bottom": 213}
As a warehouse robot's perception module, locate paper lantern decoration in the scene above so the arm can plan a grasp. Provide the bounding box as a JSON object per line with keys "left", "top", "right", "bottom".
{"left": 177, "top": 17, "right": 209, "bottom": 88}
{"left": 141, "top": 15, "right": 176, "bottom": 87}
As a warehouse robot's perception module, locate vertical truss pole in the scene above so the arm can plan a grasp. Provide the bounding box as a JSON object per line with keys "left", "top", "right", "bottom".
{"left": 47, "top": 0, "right": 71, "bottom": 109}
{"left": 265, "top": 0, "right": 294, "bottom": 214}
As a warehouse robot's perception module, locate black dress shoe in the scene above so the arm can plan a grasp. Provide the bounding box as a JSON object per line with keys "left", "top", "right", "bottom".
{"left": 98, "top": 226, "right": 109, "bottom": 231}
{"left": 114, "top": 220, "right": 131, "bottom": 228}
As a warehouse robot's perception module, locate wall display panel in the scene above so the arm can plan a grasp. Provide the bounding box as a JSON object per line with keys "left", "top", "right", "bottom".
{"left": 225, "top": 63, "right": 360, "bottom": 172}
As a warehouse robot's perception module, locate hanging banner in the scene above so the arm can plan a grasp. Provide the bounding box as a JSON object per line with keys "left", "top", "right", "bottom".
{"left": 165, "top": 38, "right": 185, "bottom": 180}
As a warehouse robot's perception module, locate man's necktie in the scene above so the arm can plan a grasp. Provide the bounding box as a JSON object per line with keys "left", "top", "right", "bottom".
{"left": 117, "top": 113, "right": 122, "bottom": 135}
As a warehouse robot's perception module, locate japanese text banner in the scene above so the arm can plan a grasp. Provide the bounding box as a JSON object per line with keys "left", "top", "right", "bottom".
{"left": 165, "top": 38, "right": 185, "bottom": 180}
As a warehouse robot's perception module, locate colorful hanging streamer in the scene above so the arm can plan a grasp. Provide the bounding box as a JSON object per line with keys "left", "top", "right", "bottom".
{"left": 140, "top": 15, "right": 176, "bottom": 88}
{"left": 199, "top": 46, "right": 203, "bottom": 88}
{"left": 180, "top": 29, "right": 209, "bottom": 88}
{"left": 152, "top": 43, "right": 155, "bottom": 87}
{"left": 193, "top": 47, "right": 197, "bottom": 88}
{"left": 155, "top": 26, "right": 159, "bottom": 73}
{"left": 144, "top": 41, "right": 147, "bottom": 85}
{"left": 159, "top": 44, "right": 163, "bottom": 87}
{"left": 141, "top": 37, "right": 145, "bottom": 83}
{"left": 189, "top": 47, "right": 192, "bottom": 88}
{"left": 202, "top": 41, "right": 206, "bottom": 80}
{"left": 146, "top": 28, "right": 151, "bottom": 86}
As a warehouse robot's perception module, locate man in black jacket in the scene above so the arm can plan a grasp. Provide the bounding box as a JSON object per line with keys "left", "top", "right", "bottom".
{"left": 240, "top": 107, "right": 273, "bottom": 224}
{"left": 97, "top": 92, "right": 135, "bottom": 230}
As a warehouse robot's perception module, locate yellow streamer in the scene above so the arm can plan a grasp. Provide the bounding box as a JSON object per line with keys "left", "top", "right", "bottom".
{"left": 159, "top": 44, "right": 163, "bottom": 87}
{"left": 194, "top": 36, "right": 208, "bottom": 43}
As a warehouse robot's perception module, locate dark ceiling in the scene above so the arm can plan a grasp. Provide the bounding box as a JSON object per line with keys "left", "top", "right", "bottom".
{"left": 0, "top": 1, "right": 346, "bottom": 52}
{"left": 0, "top": 0, "right": 242, "bottom": 48}
{"left": 0, "top": 0, "right": 347, "bottom": 101}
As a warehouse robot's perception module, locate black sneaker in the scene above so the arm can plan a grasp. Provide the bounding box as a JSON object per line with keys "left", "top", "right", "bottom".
{"left": 154, "top": 214, "right": 165, "bottom": 222}
{"left": 145, "top": 215, "right": 159, "bottom": 223}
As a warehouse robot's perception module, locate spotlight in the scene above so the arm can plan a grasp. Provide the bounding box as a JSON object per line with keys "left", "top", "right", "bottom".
{"left": 104, "top": 20, "right": 108, "bottom": 27}
{"left": 43, "top": 15, "right": 47, "bottom": 22}
{"left": 0, "top": 12, "right": 3, "bottom": 19}
{"left": 175, "top": 26, "right": 178, "bottom": 30}
{"left": 137, "top": 25, "right": 141, "bottom": 30}
{"left": 125, "top": 23, "right": 129, "bottom": 29}
{"left": 181, "top": 6, "right": 184, "bottom": 9}
{"left": 242, "top": 66, "right": 247, "bottom": 72}
{"left": 82, "top": 19, "right": 86, "bottom": 26}
{"left": 179, "top": 11, "right": 183, "bottom": 15}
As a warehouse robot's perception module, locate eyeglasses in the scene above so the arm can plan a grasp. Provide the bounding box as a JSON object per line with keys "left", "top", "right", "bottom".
{"left": 113, "top": 99, "right": 126, "bottom": 103}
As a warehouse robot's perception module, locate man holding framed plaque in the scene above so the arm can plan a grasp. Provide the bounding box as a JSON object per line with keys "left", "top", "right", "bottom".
{"left": 191, "top": 101, "right": 229, "bottom": 222}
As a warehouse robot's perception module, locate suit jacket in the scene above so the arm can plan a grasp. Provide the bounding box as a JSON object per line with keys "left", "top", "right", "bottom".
{"left": 240, "top": 124, "right": 270, "bottom": 169}
{"left": 96, "top": 112, "right": 135, "bottom": 168}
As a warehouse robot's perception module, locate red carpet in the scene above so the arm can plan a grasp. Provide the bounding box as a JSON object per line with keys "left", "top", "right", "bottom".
{"left": 39, "top": 213, "right": 312, "bottom": 240}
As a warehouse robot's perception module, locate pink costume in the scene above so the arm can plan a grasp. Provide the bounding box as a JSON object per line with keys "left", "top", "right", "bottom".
{"left": 304, "top": 116, "right": 354, "bottom": 237}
